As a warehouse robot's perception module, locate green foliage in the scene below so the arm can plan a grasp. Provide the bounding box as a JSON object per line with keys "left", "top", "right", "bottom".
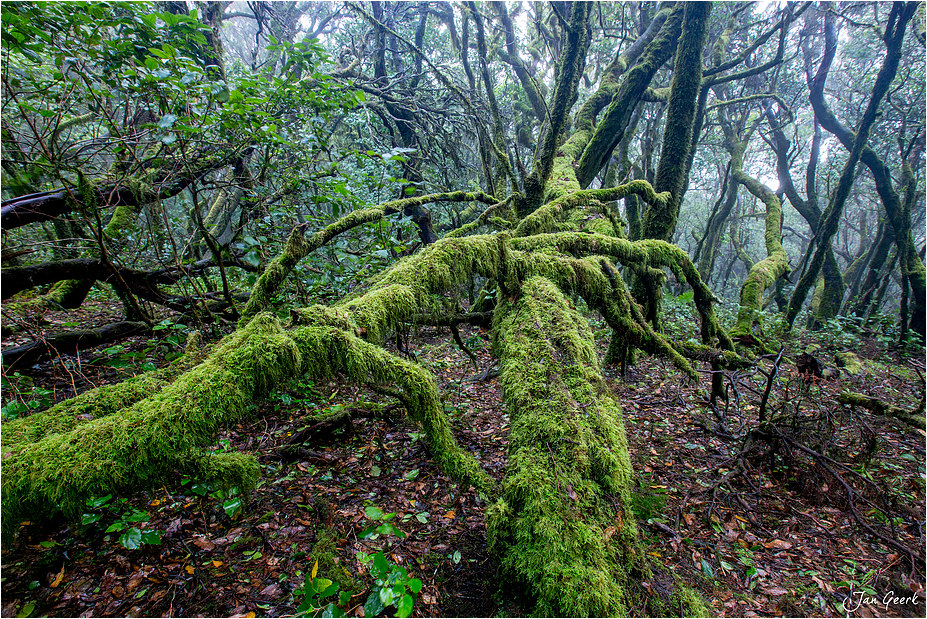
{"left": 79, "top": 494, "right": 163, "bottom": 550}
{"left": 293, "top": 516, "right": 421, "bottom": 619}
{"left": 359, "top": 505, "right": 406, "bottom": 541}
{"left": 356, "top": 551, "right": 423, "bottom": 618}
{"left": 1, "top": 373, "right": 53, "bottom": 420}
{"left": 294, "top": 562, "right": 347, "bottom": 618}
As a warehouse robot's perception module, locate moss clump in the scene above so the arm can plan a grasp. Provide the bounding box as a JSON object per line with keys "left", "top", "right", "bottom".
{"left": 1, "top": 314, "right": 300, "bottom": 538}
{"left": 311, "top": 526, "right": 361, "bottom": 593}
{"left": 103, "top": 203, "right": 139, "bottom": 240}
{"left": 196, "top": 451, "right": 261, "bottom": 495}
{"left": 834, "top": 351, "right": 864, "bottom": 375}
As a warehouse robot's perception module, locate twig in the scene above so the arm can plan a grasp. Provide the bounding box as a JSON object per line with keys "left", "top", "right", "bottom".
{"left": 758, "top": 347, "right": 785, "bottom": 423}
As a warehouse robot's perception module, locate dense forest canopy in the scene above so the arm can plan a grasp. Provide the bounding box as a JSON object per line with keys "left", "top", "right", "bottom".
{"left": 1, "top": 1, "right": 925, "bottom": 617}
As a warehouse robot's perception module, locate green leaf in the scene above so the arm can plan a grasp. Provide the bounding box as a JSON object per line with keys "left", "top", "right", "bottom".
{"left": 321, "top": 603, "right": 345, "bottom": 618}
{"left": 719, "top": 560, "right": 734, "bottom": 571}
{"left": 378, "top": 586, "right": 396, "bottom": 607}
{"left": 223, "top": 498, "right": 242, "bottom": 518}
{"left": 119, "top": 527, "right": 143, "bottom": 550}
{"left": 81, "top": 513, "right": 102, "bottom": 525}
{"left": 700, "top": 558, "right": 714, "bottom": 578}
{"left": 364, "top": 591, "right": 385, "bottom": 617}
{"left": 105, "top": 522, "right": 126, "bottom": 533}
{"left": 311, "top": 578, "right": 334, "bottom": 595}
{"left": 124, "top": 508, "right": 148, "bottom": 523}
{"left": 452, "top": 550, "right": 461, "bottom": 564}
{"left": 364, "top": 505, "right": 385, "bottom": 521}
{"left": 372, "top": 552, "right": 389, "bottom": 579}
{"left": 157, "top": 114, "right": 178, "bottom": 129}
{"left": 375, "top": 523, "right": 405, "bottom": 538}
{"left": 140, "top": 530, "right": 162, "bottom": 545}
{"left": 16, "top": 601, "right": 35, "bottom": 618}
{"left": 403, "top": 469, "right": 419, "bottom": 481}
{"left": 408, "top": 578, "right": 423, "bottom": 594}
{"left": 396, "top": 594, "right": 414, "bottom": 618}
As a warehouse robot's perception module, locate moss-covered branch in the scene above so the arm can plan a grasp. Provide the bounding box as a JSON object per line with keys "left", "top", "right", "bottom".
{"left": 239, "top": 191, "right": 496, "bottom": 323}
{"left": 575, "top": 6, "right": 684, "bottom": 188}
{"left": 509, "top": 231, "right": 734, "bottom": 350}
{"left": 488, "top": 276, "right": 706, "bottom": 616}
{"left": 522, "top": 1, "right": 592, "bottom": 212}
{"left": 838, "top": 392, "right": 926, "bottom": 430}
{"left": 1, "top": 333, "right": 204, "bottom": 452}
{"left": 514, "top": 180, "right": 670, "bottom": 238}
{"left": 729, "top": 167, "right": 789, "bottom": 345}
{"left": 289, "top": 321, "right": 493, "bottom": 494}
{"left": 2, "top": 314, "right": 298, "bottom": 535}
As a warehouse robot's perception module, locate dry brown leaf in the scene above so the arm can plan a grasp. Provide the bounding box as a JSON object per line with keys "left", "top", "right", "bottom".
{"left": 50, "top": 564, "right": 65, "bottom": 588}
{"left": 192, "top": 536, "right": 215, "bottom": 551}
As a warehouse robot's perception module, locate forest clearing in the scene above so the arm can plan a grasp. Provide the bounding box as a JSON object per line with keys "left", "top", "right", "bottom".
{"left": 1, "top": 1, "right": 924, "bottom": 617}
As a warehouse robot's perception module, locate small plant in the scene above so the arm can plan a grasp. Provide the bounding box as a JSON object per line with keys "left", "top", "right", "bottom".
{"left": 356, "top": 551, "right": 423, "bottom": 618}
{"left": 359, "top": 505, "right": 406, "bottom": 541}
{"left": 179, "top": 477, "right": 243, "bottom": 518}
{"left": 293, "top": 549, "right": 423, "bottom": 618}
{"left": 80, "top": 494, "right": 162, "bottom": 550}
{"left": 1, "top": 373, "right": 53, "bottom": 419}
{"left": 152, "top": 319, "right": 192, "bottom": 362}
{"left": 294, "top": 559, "right": 352, "bottom": 618}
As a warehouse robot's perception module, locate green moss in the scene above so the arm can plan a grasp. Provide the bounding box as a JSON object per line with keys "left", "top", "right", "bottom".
{"left": 1, "top": 314, "right": 300, "bottom": 538}
{"left": 644, "top": 2, "right": 711, "bottom": 242}
{"left": 196, "top": 451, "right": 261, "bottom": 495}
{"left": 312, "top": 526, "right": 360, "bottom": 593}
{"left": 336, "top": 234, "right": 506, "bottom": 344}
{"left": 290, "top": 325, "right": 493, "bottom": 494}
{"left": 838, "top": 392, "right": 925, "bottom": 430}
{"left": 834, "top": 351, "right": 864, "bottom": 375}
{"left": 2, "top": 336, "right": 206, "bottom": 452}
{"left": 241, "top": 192, "right": 497, "bottom": 323}
{"left": 489, "top": 276, "right": 641, "bottom": 616}
{"left": 515, "top": 180, "right": 670, "bottom": 238}
{"left": 509, "top": 232, "right": 734, "bottom": 352}
{"left": 730, "top": 169, "right": 790, "bottom": 344}
{"left": 103, "top": 203, "right": 139, "bottom": 240}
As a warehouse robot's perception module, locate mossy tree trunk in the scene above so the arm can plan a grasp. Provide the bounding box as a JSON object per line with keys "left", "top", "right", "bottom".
{"left": 487, "top": 275, "right": 705, "bottom": 616}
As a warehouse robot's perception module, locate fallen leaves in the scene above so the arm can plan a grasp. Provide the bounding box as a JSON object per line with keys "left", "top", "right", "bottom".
{"left": 191, "top": 535, "right": 215, "bottom": 551}
{"left": 50, "top": 565, "right": 65, "bottom": 588}
{"left": 763, "top": 539, "right": 793, "bottom": 550}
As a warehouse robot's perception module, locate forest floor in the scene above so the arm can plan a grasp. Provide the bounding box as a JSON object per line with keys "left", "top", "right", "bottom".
{"left": 1, "top": 299, "right": 925, "bottom": 618}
